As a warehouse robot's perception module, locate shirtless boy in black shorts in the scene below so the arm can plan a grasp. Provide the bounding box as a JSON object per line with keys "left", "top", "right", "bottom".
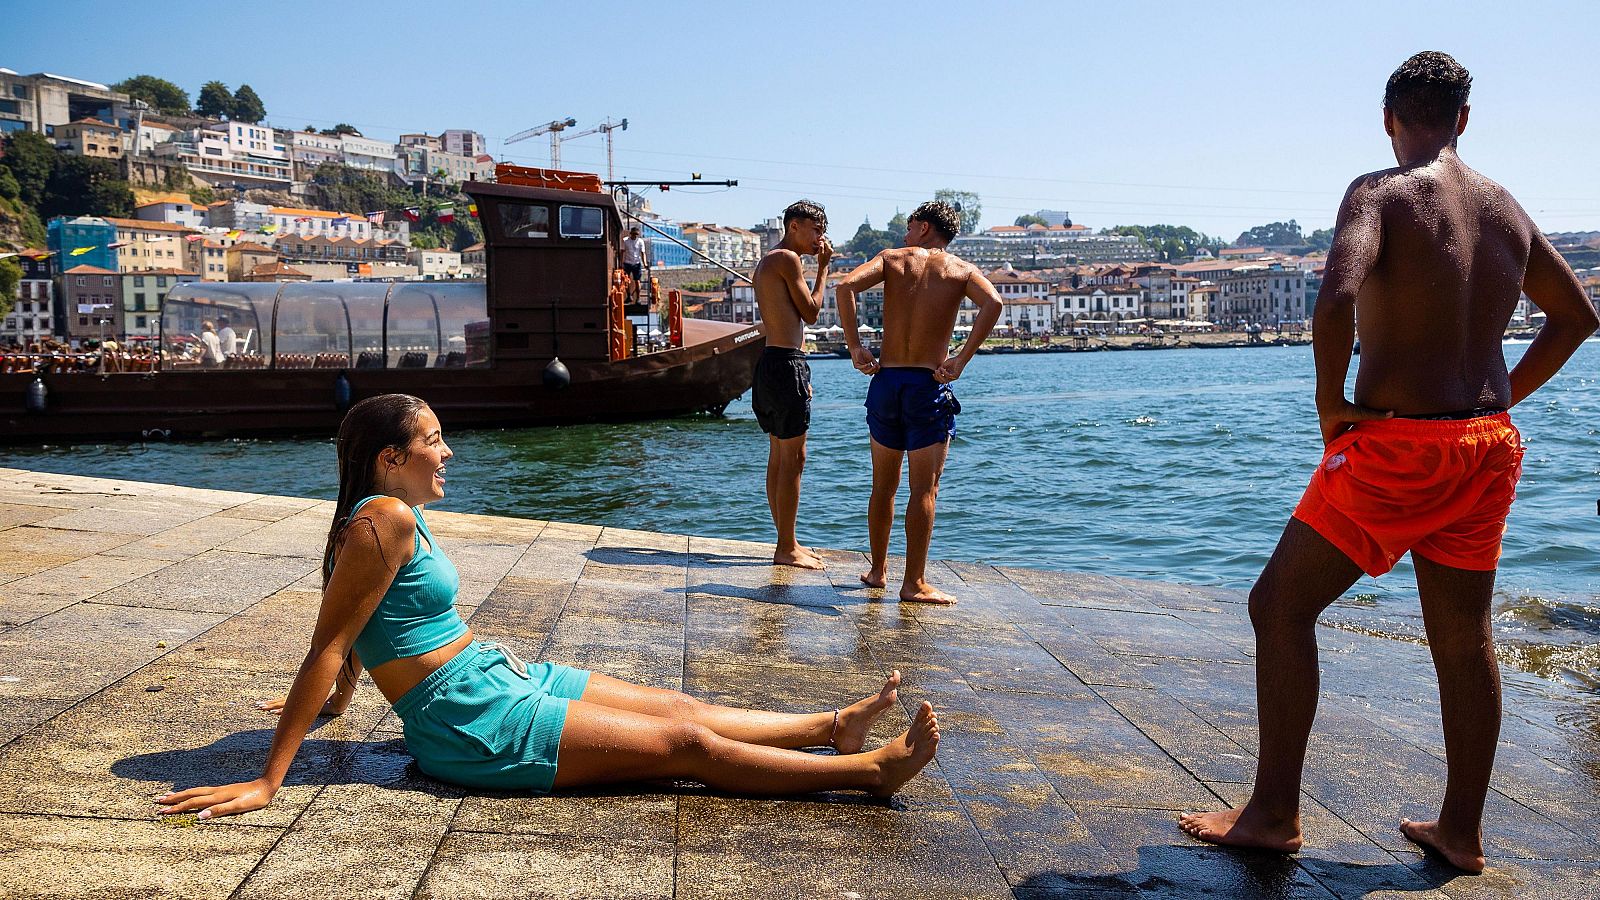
{"left": 751, "top": 200, "right": 832, "bottom": 569}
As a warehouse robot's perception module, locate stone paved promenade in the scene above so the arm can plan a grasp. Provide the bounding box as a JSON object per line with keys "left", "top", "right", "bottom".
{"left": 1, "top": 468, "right": 1597, "bottom": 899}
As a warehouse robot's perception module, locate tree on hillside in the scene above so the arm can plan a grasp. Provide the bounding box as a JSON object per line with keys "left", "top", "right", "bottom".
{"left": 0, "top": 131, "right": 56, "bottom": 209}
{"left": 231, "top": 85, "right": 266, "bottom": 124}
{"left": 1306, "top": 227, "right": 1334, "bottom": 253}
{"left": 1107, "top": 224, "right": 1224, "bottom": 261}
{"left": 320, "top": 123, "right": 362, "bottom": 137}
{"left": 112, "top": 75, "right": 190, "bottom": 115}
{"left": 196, "top": 81, "right": 233, "bottom": 118}
{"left": 0, "top": 258, "right": 20, "bottom": 320}
{"left": 844, "top": 219, "right": 895, "bottom": 257}
{"left": 1014, "top": 213, "right": 1047, "bottom": 227}
{"left": 42, "top": 155, "right": 135, "bottom": 220}
{"left": 933, "top": 189, "right": 981, "bottom": 234}
{"left": 886, "top": 211, "right": 907, "bottom": 244}
{"left": 1234, "top": 219, "right": 1304, "bottom": 248}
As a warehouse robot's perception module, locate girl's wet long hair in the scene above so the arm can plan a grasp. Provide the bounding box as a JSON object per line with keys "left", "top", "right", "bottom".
{"left": 322, "top": 393, "right": 429, "bottom": 587}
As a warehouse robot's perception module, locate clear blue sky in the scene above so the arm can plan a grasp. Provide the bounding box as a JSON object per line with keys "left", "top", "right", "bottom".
{"left": 6, "top": 0, "right": 1596, "bottom": 240}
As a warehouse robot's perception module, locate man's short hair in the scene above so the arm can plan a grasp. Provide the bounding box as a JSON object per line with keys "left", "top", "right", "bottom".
{"left": 1384, "top": 51, "right": 1472, "bottom": 130}
{"left": 909, "top": 201, "right": 961, "bottom": 242}
{"left": 782, "top": 199, "right": 827, "bottom": 230}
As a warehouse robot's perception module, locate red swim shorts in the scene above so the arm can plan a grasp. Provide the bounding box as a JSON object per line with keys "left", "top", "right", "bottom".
{"left": 1292, "top": 412, "right": 1524, "bottom": 577}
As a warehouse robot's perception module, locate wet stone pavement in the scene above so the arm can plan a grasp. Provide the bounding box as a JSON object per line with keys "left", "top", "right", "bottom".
{"left": 1, "top": 468, "right": 1598, "bottom": 900}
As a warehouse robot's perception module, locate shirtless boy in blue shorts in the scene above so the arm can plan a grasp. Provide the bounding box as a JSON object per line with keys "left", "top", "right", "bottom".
{"left": 835, "top": 201, "right": 1003, "bottom": 603}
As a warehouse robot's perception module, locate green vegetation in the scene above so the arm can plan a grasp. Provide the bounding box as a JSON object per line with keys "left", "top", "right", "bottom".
{"left": 195, "top": 81, "right": 233, "bottom": 118}
{"left": 1014, "top": 213, "right": 1048, "bottom": 227}
{"left": 1306, "top": 227, "right": 1334, "bottom": 253}
{"left": 844, "top": 218, "right": 896, "bottom": 256}
{"left": 0, "top": 131, "right": 133, "bottom": 224}
{"left": 0, "top": 257, "right": 18, "bottom": 319}
{"left": 681, "top": 278, "right": 725, "bottom": 292}
{"left": 320, "top": 123, "right": 362, "bottom": 137}
{"left": 1107, "top": 224, "right": 1224, "bottom": 261}
{"left": 230, "top": 85, "right": 267, "bottom": 124}
{"left": 111, "top": 75, "right": 190, "bottom": 115}
{"left": 306, "top": 163, "right": 482, "bottom": 252}
{"left": 1234, "top": 219, "right": 1304, "bottom": 248}
{"left": 933, "top": 189, "right": 982, "bottom": 234}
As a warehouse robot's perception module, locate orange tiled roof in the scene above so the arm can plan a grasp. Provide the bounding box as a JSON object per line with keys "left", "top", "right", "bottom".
{"left": 64, "top": 265, "right": 118, "bottom": 275}
{"left": 229, "top": 242, "right": 277, "bottom": 254}
{"left": 249, "top": 262, "right": 310, "bottom": 277}
{"left": 134, "top": 194, "right": 196, "bottom": 208}
{"left": 104, "top": 218, "right": 200, "bottom": 233}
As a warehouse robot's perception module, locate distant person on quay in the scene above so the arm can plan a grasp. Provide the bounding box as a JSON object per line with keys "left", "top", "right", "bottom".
{"left": 835, "top": 201, "right": 1003, "bottom": 604}
{"left": 750, "top": 200, "right": 833, "bottom": 569}
{"left": 155, "top": 395, "right": 937, "bottom": 820}
{"left": 1179, "top": 51, "right": 1599, "bottom": 873}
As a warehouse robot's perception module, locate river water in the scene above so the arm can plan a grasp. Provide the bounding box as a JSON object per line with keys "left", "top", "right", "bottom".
{"left": 5, "top": 342, "right": 1596, "bottom": 693}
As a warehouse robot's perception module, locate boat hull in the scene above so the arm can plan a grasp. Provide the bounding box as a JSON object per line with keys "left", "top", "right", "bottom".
{"left": 2, "top": 320, "right": 764, "bottom": 442}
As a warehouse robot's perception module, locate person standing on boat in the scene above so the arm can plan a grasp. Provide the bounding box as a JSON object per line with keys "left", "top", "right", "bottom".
{"left": 1179, "top": 52, "right": 1599, "bottom": 873}
{"left": 217, "top": 317, "right": 239, "bottom": 359}
{"left": 621, "top": 226, "right": 648, "bottom": 299}
{"left": 835, "top": 201, "right": 1003, "bottom": 604}
{"left": 198, "top": 320, "right": 224, "bottom": 369}
{"left": 154, "top": 394, "right": 940, "bottom": 821}
{"left": 751, "top": 200, "right": 832, "bottom": 569}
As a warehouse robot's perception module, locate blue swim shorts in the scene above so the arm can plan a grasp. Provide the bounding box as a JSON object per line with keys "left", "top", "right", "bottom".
{"left": 865, "top": 366, "right": 961, "bottom": 452}
{"left": 393, "top": 641, "right": 591, "bottom": 792}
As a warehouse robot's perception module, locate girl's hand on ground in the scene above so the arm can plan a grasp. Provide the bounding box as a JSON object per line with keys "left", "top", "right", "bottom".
{"left": 256, "top": 696, "right": 344, "bottom": 717}
{"left": 155, "top": 778, "right": 275, "bottom": 820}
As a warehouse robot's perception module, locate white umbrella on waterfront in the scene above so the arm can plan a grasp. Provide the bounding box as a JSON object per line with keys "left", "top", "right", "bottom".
{"left": 826, "top": 324, "right": 845, "bottom": 335}
{"left": 857, "top": 324, "right": 876, "bottom": 334}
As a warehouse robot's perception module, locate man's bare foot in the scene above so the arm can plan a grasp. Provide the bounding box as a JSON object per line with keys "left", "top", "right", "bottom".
{"left": 900, "top": 579, "right": 956, "bottom": 604}
{"left": 1178, "top": 804, "right": 1303, "bottom": 853}
{"left": 774, "top": 546, "right": 825, "bottom": 570}
{"left": 833, "top": 670, "right": 901, "bottom": 753}
{"left": 860, "top": 566, "right": 887, "bottom": 589}
{"left": 1401, "top": 819, "right": 1486, "bottom": 874}
{"left": 871, "top": 701, "right": 939, "bottom": 797}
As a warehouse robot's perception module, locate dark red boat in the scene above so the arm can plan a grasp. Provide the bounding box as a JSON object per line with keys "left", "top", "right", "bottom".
{"left": 2, "top": 165, "right": 765, "bottom": 442}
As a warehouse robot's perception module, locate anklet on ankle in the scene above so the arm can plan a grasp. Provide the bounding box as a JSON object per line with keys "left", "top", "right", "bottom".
{"left": 829, "top": 709, "right": 840, "bottom": 748}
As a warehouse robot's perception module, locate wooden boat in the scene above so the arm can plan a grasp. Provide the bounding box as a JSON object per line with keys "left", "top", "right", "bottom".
{"left": 1, "top": 165, "right": 765, "bottom": 442}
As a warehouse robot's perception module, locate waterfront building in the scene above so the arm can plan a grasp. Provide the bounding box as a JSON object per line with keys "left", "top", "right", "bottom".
{"left": 442, "top": 129, "right": 487, "bottom": 156}
{"left": 241, "top": 261, "right": 313, "bottom": 283}
{"left": 952, "top": 224, "right": 1145, "bottom": 265}
{"left": 818, "top": 277, "right": 883, "bottom": 330}
{"left": 1216, "top": 264, "right": 1307, "bottom": 326}
{"left": 153, "top": 122, "right": 293, "bottom": 190}
{"left": 60, "top": 265, "right": 123, "bottom": 344}
{"left": 1219, "top": 245, "right": 1269, "bottom": 259}
{"left": 207, "top": 202, "right": 374, "bottom": 242}
{"left": 0, "top": 70, "right": 135, "bottom": 135}
{"left": 120, "top": 268, "right": 197, "bottom": 339}
{"left": 1169, "top": 276, "right": 1199, "bottom": 320}
{"left": 52, "top": 118, "right": 129, "bottom": 159}
{"left": 284, "top": 130, "right": 345, "bottom": 181}
{"left": 3, "top": 251, "right": 57, "bottom": 344}
{"left": 47, "top": 216, "right": 118, "bottom": 272}
{"left": 975, "top": 265, "right": 1050, "bottom": 334}
{"left": 398, "top": 144, "right": 479, "bottom": 187}
{"left": 105, "top": 218, "right": 198, "bottom": 272}
{"left": 682, "top": 223, "right": 761, "bottom": 268}
{"left": 1053, "top": 284, "right": 1145, "bottom": 327}
{"left": 133, "top": 194, "right": 207, "bottom": 228}
{"left": 1134, "top": 264, "right": 1178, "bottom": 319}
{"left": 701, "top": 283, "right": 759, "bottom": 325}
{"left": 409, "top": 248, "right": 464, "bottom": 280}
{"left": 640, "top": 219, "right": 692, "bottom": 268}
{"left": 461, "top": 243, "right": 485, "bottom": 269}
{"left": 339, "top": 134, "right": 399, "bottom": 175}
{"left": 276, "top": 234, "right": 409, "bottom": 266}
{"left": 1187, "top": 283, "right": 1220, "bottom": 322}
{"left": 224, "top": 242, "right": 280, "bottom": 281}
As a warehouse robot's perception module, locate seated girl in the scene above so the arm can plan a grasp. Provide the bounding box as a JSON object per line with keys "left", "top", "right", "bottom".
{"left": 156, "top": 394, "right": 939, "bottom": 819}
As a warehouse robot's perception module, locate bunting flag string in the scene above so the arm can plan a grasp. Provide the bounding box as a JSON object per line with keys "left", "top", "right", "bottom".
{"left": 70, "top": 246, "right": 96, "bottom": 256}
{"left": 468, "top": 203, "right": 479, "bottom": 218}
{"left": 260, "top": 224, "right": 279, "bottom": 234}
{"left": 402, "top": 208, "right": 421, "bottom": 222}
{"left": 225, "top": 230, "right": 242, "bottom": 240}
{"left": 366, "top": 211, "right": 386, "bottom": 225}
{"left": 185, "top": 234, "right": 205, "bottom": 243}
{"left": 436, "top": 204, "right": 455, "bottom": 224}
{"left": 107, "top": 240, "right": 133, "bottom": 249}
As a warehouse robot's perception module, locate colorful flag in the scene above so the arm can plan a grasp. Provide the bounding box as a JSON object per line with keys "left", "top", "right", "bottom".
{"left": 332, "top": 216, "right": 350, "bottom": 225}
{"left": 402, "top": 207, "right": 421, "bottom": 222}
{"left": 367, "top": 211, "right": 385, "bottom": 225}
{"left": 107, "top": 240, "right": 132, "bottom": 249}
{"left": 147, "top": 235, "right": 174, "bottom": 243}
{"left": 468, "top": 203, "right": 478, "bottom": 218}
{"left": 0, "top": 252, "right": 15, "bottom": 261}
{"left": 295, "top": 216, "right": 312, "bottom": 223}
{"left": 226, "top": 230, "right": 242, "bottom": 240}
{"left": 70, "top": 246, "right": 95, "bottom": 256}
{"left": 185, "top": 234, "right": 205, "bottom": 243}
{"left": 436, "top": 205, "right": 455, "bottom": 224}
{"left": 260, "top": 224, "right": 279, "bottom": 233}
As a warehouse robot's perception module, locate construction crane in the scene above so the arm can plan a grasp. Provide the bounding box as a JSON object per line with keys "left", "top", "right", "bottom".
{"left": 556, "top": 117, "right": 629, "bottom": 183}
{"left": 504, "top": 117, "right": 578, "bottom": 168}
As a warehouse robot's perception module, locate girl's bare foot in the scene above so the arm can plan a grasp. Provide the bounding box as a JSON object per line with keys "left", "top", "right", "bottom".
{"left": 1178, "top": 804, "right": 1303, "bottom": 853}
{"left": 774, "top": 546, "right": 825, "bottom": 570}
{"left": 832, "top": 670, "right": 901, "bottom": 753}
{"left": 860, "top": 567, "right": 887, "bottom": 589}
{"left": 900, "top": 579, "right": 956, "bottom": 604}
{"left": 871, "top": 701, "right": 939, "bottom": 797}
{"left": 1401, "top": 818, "right": 1486, "bottom": 874}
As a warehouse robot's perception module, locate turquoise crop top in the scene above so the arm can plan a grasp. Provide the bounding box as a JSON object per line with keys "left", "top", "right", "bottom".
{"left": 345, "top": 495, "right": 467, "bottom": 669}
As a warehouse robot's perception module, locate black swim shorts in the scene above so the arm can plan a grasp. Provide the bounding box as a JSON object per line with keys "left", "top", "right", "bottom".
{"left": 751, "top": 347, "right": 811, "bottom": 439}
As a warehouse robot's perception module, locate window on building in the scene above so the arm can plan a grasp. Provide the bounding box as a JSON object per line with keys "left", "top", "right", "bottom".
{"left": 75, "top": 276, "right": 86, "bottom": 287}
{"left": 133, "top": 276, "right": 145, "bottom": 287}
{"left": 559, "top": 206, "right": 605, "bottom": 240}
{"left": 498, "top": 202, "right": 549, "bottom": 239}
{"left": 102, "top": 276, "right": 113, "bottom": 287}
{"left": 134, "top": 293, "right": 146, "bottom": 308}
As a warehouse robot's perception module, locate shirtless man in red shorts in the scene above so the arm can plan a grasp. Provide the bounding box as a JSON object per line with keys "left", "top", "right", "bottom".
{"left": 1180, "top": 51, "right": 1598, "bottom": 873}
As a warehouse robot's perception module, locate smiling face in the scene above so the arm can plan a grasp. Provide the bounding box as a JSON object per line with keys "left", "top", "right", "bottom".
{"left": 375, "top": 406, "right": 453, "bottom": 505}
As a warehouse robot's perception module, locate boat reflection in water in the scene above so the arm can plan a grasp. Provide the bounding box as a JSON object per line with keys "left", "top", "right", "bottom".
{"left": 3, "top": 165, "right": 765, "bottom": 442}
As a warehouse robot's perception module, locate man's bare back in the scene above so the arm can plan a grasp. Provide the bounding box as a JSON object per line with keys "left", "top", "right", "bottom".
{"left": 1345, "top": 153, "right": 1535, "bottom": 414}
{"left": 876, "top": 247, "right": 980, "bottom": 369}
